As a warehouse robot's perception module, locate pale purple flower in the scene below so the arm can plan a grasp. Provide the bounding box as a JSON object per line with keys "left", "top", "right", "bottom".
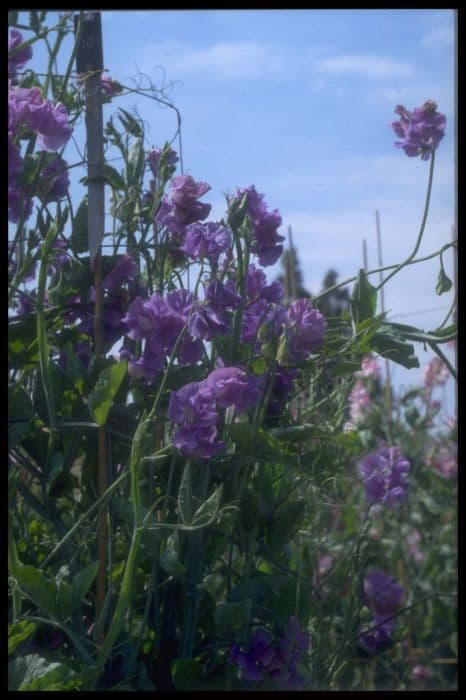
{"left": 266, "top": 366, "right": 298, "bottom": 417}
{"left": 391, "top": 100, "right": 446, "bottom": 160}
{"left": 102, "top": 253, "right": 138, "bottom": 290}
{"left": 286, "top": 298, "right": 326, "bottom": 358}
{"left": 358, "top": 446, "right": 410, "bottom": 507}
{"left": 8, "top": 86, "right": 72, "bottom": 150}
{"left": 188, "top": 304, "right": 230, "bottom": 341}
{"left": 181, "top": 221, "right": 232, "bottom": 264}
{"left": 205, "top": 278, "right": 241, "bottom": 311}
{"left": 8, "top": 29, "right": 33, "bottom": 79}
{"left": 429, "top": 445, "right": 457, "bottom": 479}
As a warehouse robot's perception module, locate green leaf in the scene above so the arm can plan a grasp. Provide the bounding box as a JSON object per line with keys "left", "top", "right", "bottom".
{"left": 29, "top": 11, "right": 41, "bottom": 33}
{"left": 192, "top": 484, "right": 223, "bottom": 526}
{"left": 118, "top": 108, "right": 144, "bottom": 138}
{"left": 8, "top": 10, "right": 18, "bottom": 25}
{"left": 88, "top": 360, "right": 127, "bottom": 425}
{"left": 126, "top": 138, "right": 145, "bottom": 186}
{"left": 103, "top": 163, "right": 126, "bottom": 191}
{"left": 171, "top": 659, "right": 203, "bottom": 691}
{"left": 178, "top": 463, "right": 193, "bottom": 524}
{"left": 71, "top": 198, "right": 88, "bottom": 255}
{"left": 229, "top": 424, "right": 287, "bottom": 460}
{"left": 8, "top": 383, "right": 37, "bottom": 448}
{"left": 351, "top": 269, "right": 377, "bottom": 326}
{"left": 267, "top": 499, "right": 306, "bottom": 550}
{"left": 56, "top": 578, "right": 74, "bottom": 621}
{"left": 8, "top": 620, "right": 37, "bottom": 656}
{"left": 435, "top": 266, "right": 453, "bottom": 295}
{"left": 72, "top": 561, "right": 99, "bottom": 613}
{"left": 370, "top": 324, "right": 419, "bottom": 369}
{"left": 10, "top": 564, "right": 58, "bottom": 618}
{"left": 8, "top": 654, "right": 80, "bottom": 691}
{"left": 214, "top": 598, "right": 252, "bottom": 638}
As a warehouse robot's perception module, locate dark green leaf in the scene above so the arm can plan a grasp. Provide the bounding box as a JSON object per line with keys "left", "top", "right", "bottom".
{"left": 8, "top": 10, "right": 18, "bottom": 25}
{"left": 72, "top": 561, "right": 99, "bottom": 613}
{"left": 29, "top": 11, "right": 41, "bottom": 33}
{"left": 436, "top": 267, "right": 453, "bottom": 295}
{"left": 214, "top": 598, "right": 252, "bottom": 637}
{"left": 178, "top": 463, "right": 193, "bottom": 524}
{"left": 71, "top": 198, "right": 88, "bottom": 255}
{"left": 88, "top": 360, "right": 127, "bottom": 425}
{"left": 229, "top": 423, "right": 288, "bottom": 460}
{"left": 126, "top": 138, "right": 145, "bottom": 186}
{"left": 56, "top": 578, "right": 74, "bottom": 621}
{"left": 8, "top": 384, "right": 37, "bottom": 448}
{"left": 103, "top": 163, "right": 126, "bottom": 191}
{"left": 192, "top": 484, "right": 223, "bottom": 526}
{"left": 8, "top": 654, "right": 80, "bottom": 691}
{"left": 171, "top": 659, "right": 203, "bottom": 691}
{"left": 267, "top": 499, "right": 306, "bottom": 550}
{"left": 11, "top": 563, "right": 58, "bottom": 618}
{"left": 370, "top": 324, "right": 419, "bottom": 369}
{"left": 351, "top": 269, "right": 377, "bottom": 326}
{"left": 118, "top": 108, "right": 144, "bottom": 138}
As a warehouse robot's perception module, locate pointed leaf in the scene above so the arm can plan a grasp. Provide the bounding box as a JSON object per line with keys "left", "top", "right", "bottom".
{"left": 88, "top": 360, "right": 127, "bottom": 425}
{"left": 351, "top": 269, "right": 377, "bottom": 326}
{"left": 71, "top": 198, "right": 88, "bottom": 255}
{"left": 177, "top": 463, "right": 193, "bottom": 525}
{"left": 192, "top": 484, "right": 223, "bottom": 526}
{"left": 72, "top": 561, "right": 99, "bottom": 613}
{"left": 11, "top": 564, "right": 58, "bottom": 618}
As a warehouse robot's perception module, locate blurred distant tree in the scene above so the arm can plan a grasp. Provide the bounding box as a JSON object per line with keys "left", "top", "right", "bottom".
{"left": 314, "top": 268, "right": 350, "bottom": 318}
{"left": 277, "top": 226, "right": 311, "bottom": 302}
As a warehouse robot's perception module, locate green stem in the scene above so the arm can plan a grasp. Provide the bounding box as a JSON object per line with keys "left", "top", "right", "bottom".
{"left": 429, "top": 342, "right": 457, "bottom": 382}
{"left": 39, "top": 469, "right": 130, "bottom": 570}
{"left": 375, "top": 150, "right": 436, "bottom": 292}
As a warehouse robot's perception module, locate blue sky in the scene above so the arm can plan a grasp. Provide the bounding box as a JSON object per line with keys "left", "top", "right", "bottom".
{"left": 15, "top": 9, "right": 457, "bottom": 416}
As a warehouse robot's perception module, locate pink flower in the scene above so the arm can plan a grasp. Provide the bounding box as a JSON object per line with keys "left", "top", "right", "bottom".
{"left": 406, "top": 530, "right": 425, "bottom": 564}
{"left": 357, "top": 355, "right": 381, "bottom": 380}
{"left": 429, "top": 445, "right": 457, "bottom": 479}
{"left": 421, "top": 357, "right": 449, "bottom": 389}
{"left": 349, "top": 379, "right": 371, "bottom": 423}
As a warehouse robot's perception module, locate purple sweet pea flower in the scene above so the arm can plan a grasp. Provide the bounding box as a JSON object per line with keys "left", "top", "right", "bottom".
{"left": 200, "top": 366, "right": 263, "bottom": 413}
{"left": 364, "top": 569, "right": 404, "bottom": 616}
{"left": 8, "top": 29, "right": 33, "bottom": 80}
{"left": 359, "top": 616, "right": 396, "bottom": 655}
{"left": 37, "top": 154, "right": 70, "bottom": 202}
{"left": 205, "top": 278, "right": 242, "bottom": 311}
{"left": 156, "top": 174, "right": 211, "bottom": 236}
{"left": 188, "top": 303, "right": 230, "bottom": 341}
{"left": 8, "top": 185, "right": 33, "bottom": 223}
{"left": 102, "top": 253, "right": 138, "bottom": 290}
{"left": 8, "top": 85, "right": 72, "bottom": 150}
{"left": 235, "top": 186, "right": 285, "bottom": 266}
{"left": 244, "top": 263, "right": 284, "bottom": 303}
{"left": 391, "top": 100, "right": 446, "bottom": 160}
{"left": 286, "top": 298, "right": 326, "bottom": 358}
{"left": 181, "top": 221, "right": 232, "bottom": 264}
{"left": 358, "top": 446, "right": 410, "bottom": 508}
{"left": 146, "top": 146, "right": 179, "bottom": 178}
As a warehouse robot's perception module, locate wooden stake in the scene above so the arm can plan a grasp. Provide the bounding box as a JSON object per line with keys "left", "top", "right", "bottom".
{"left": 75, "top": 11, "right": 108, "bottom": 634}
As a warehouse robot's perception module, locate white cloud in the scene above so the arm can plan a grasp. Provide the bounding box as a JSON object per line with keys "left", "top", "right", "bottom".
{"left": 313, "top": 53, "right": 415, "bottom": 80}
{"left": 136, "top": 40, "right": 287, "bottom": 81}
{"left": 420, "top": 10, "right": 455, "bottom": 48}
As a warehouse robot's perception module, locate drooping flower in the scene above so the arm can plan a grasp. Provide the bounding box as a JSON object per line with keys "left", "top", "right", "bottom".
{"left": 391, "top": 100, "right": 446, "bottom": 160}
{"left": 358, "top": 446, "right": 410, "bottom": 507}
{"left": 8, "top": 28, "right": 33, "bottom": 80}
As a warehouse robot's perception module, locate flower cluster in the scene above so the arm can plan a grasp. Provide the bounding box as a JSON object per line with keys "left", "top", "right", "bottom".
{"left": 391, "top": 100, "right": 446, "bottom": 160}
{"left": 356, "top": 355, "right": 381, "bottom": 380}
{"left": 9, "top": 85, "right": 72, "bottom": 151}
{"left": 234, "top": 185, "right": 285, "bottom": 266}
{"left": 421, "top": 356, "right": 450, "bottom": 389}
{"left": 168, "top": 366, "right": 262, "bottom": 458}
{"left": 358, "top": 445, "right": 410, "bottom": 508}
{"left": 229, "top": 617, "right": 310, "bottom": 688}
{"left": 155, "top": 174, "right": 211, "bottom": 236}
{"left": 181, "top": 221, "right": 232, "bottom": 265}
{"left": 8, "top": 29, "right": 32, "bottom": 81}
{"left": 359, "top": 569, "right": 404, "bottom": 654}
